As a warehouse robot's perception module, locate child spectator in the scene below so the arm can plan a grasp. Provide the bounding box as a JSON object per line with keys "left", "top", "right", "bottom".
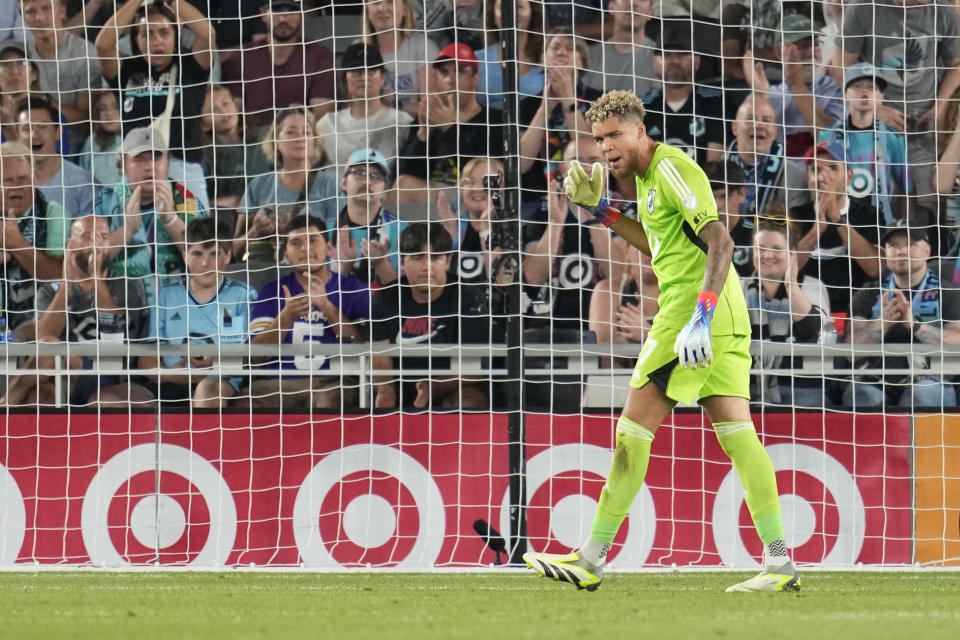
{"left": 140, "top": 217, "right": 256, "bottom": 409}
{"left": 819, "top": 63, "right": 910, "bottom": 226}
{"left": 78, "top": 90, "right": 123, "bottom": 189}
{"left": 249, "top": 215, "right": 370, "bottom": 409}
{"left": 371, "top": 222, "right": 489, "bottom": 410}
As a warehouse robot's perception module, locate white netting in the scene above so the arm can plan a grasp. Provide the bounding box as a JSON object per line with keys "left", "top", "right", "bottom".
{"left": 0, "top": 0, "right": 956, "bottom": 568}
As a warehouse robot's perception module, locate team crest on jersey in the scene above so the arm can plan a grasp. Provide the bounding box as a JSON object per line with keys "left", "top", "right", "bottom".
{"left": 683, "top": 193, "right": 698, "bottom": 211}
{"left": 646, "top": 188, "right": 656, "bottom": 212}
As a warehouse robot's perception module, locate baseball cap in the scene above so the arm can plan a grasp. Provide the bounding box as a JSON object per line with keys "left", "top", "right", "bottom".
{"left": 345, "top": 148, "right": 390, "bottom": 178}
{"left": 341, "top": 43, "right": 384, "bottom": 71}
{"left": 883, "top": 209, "right": 932, "bottom": 245}
{"left": 803, "top": 140, "right": 846, "bottom": 164}
{"left": 120, "top": 126, "right": 169, "bottom": 157}
{"left": 657, "top": 27, "right": 693, "bottom": 54}
{"left": 844, "top": 62, "right": 888, "bottom": 92}
{"left": 780, "top": 13, "right": 820, "bottom": 44}
{"left": 434, "top": 43, "right": 479, "bottom": 71}
{"left": 265, "top": 0, "right": 302, "bottom": 10}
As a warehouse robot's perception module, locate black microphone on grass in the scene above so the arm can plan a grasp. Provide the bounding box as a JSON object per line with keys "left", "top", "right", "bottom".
{"left": 473, "top": 519, "right": 507, "bottom": 566}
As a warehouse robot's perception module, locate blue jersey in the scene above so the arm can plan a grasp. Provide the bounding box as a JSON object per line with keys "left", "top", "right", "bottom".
{"left": 250, "top": 271, "right": 370, "bottom": 373}
{"left": 818, "top": 119, "right": 911, "bottom": 225}
{"left": 149, "top": 277, "right": 255, "bottom": 367}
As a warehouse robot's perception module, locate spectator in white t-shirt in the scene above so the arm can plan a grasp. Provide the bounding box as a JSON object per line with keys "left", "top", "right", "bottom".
{"left": 316, "top": 43, "right": 413, "bottom": 181}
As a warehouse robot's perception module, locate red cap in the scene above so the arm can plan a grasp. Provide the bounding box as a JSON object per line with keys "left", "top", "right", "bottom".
{"left": 434, "top": 43, "right": 479, "bottom": 71}
{"left": 803, "top": 140, "right": 846, "bottom": 164}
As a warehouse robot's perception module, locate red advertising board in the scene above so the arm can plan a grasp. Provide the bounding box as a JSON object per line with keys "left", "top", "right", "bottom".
{"left": 0, "top": 411, "right": 911, "bottom": 567}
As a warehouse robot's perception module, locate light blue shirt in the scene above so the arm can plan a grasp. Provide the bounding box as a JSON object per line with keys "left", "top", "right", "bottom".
{"left": 149, "top": 277, "right": 256, "bottom": 368}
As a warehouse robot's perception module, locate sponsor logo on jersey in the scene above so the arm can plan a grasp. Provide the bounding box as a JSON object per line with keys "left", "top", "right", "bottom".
{"left": 396, "top": 317, "right": 442, "bottom": 344}
{"left": 683, "top": 193, "right": 698, "bottom": 211}
{"left": 647, "top": 188, "right": 656, "bottom": 212}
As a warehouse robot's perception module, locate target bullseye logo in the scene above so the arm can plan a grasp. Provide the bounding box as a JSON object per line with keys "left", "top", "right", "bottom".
{"left": 503, "top": 444, "right": 656, "bottom": 566}
{"left": 293, "top": 444, "right": 445, "bottom": 567}
{"left": 0, "top": 462, "right": 26, "bottom": 565}
{"left": 81, "top": 444, "right": 237, "bottom": 566}
{"left": 712, "top": 443, "right": 865, "bottom": 567}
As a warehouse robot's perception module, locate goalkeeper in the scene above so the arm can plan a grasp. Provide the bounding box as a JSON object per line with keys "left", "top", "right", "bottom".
{"left": 523, "top": 91, "right": 799, "bottom": 593}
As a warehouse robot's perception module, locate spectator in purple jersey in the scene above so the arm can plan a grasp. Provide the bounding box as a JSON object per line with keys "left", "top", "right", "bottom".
{"left": 249, "top": 214, "right": 370, "bottom": 410}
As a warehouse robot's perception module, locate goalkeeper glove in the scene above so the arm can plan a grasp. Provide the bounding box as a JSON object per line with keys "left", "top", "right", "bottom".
{"left": 674, "top": 291, "right": 718, "bottom": 369}
{"left": 563, "top": 160, "right": 622, "bottom": 227}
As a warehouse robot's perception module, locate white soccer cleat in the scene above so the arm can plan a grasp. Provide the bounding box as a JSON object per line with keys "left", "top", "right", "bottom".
{"left": 523, "top": 550, "right": 604, "bottom": 591}
{"left": 725, "top": 560, "right": 801, "bottom": 593}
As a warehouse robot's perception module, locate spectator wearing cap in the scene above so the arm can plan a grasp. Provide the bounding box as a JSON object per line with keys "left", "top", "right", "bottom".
{"left": 94, "top": 126, "right": 207, "bottom": 307}
{"left": 839, "top": 0, "right": 960, "bottom": 205}
{"left": 221, "top": 0, "right": 335, "bottom": 132}
{"left": 583, "top": 1, "right": 656, "bottom": 99}
{"left": 0, "top": 43, "right": 50, "bottom": 148}
{"left": 477, "top": 0, "right": 545, "bottom": 111}
{"left": 845, "top": 209, "right": 960, "bottom": 410}
{"left": 233, "top": 106, "right": 339, "bottom": 262}
{"left": 96, "top": 0, "right": 214, "bottom": 160}
{"left": 396, "top": 42, "right": 504, "bottom": 205}
{"left": 16, "top": 94, "right": 93, "bottom": 218}
{"left": 726, "top": 95, "right": 809, "bottom": 218}
{"left": 331, "top": 148, "right": 405, "bottom": 288}
{"left": 640, "top": 26, "right": 725, "bottom": 165}
{"left": 743, "top": 12, "right": 843, "bottom": 159}
{"left": 518, "top": 30, "right": 596, "bottom": 212}
{"left": 819, "top": 63, "right": 911, "bottom": 227}
{"left": 20, "top": 0, "right": 101, "bottom": 128}
{"left": 362, "top": 0, "right": 440, "bottom": 118}
{"left": 0, "top": 140, "right": 68, "bottom": 338}
{"left": 316, "top": 43, "right": 414, "bottom": 181}
{"left": 793, "top": 140, "right": 882, "bottom": 315}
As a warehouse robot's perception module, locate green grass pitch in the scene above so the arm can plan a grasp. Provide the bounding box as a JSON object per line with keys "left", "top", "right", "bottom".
{"left": 1, "top": 571, "right": 958, "bottom": 639}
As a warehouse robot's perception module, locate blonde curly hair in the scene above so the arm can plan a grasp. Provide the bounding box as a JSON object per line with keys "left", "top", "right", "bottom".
{"left": 585, "top": 91, "right": 647, "bottom": 126}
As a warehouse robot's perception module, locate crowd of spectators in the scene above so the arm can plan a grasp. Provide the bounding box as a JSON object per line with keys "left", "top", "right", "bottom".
{"left": 1, "top": 0, "right": 960, "bottom": 412}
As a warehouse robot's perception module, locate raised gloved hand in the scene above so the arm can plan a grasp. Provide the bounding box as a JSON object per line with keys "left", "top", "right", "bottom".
{"left": 563, "top": 160, "right": 622, "bottom": 227}
{"left": 674, "top": 292, "right": 718, "bottom": 369}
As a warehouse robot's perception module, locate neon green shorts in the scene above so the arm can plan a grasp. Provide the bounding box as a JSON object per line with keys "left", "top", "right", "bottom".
{"left": 629, "top": 327, "right": 751, "bottom": 404}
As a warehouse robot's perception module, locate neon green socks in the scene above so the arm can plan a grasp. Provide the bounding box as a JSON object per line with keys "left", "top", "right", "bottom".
{"left": 587, "top": 416, "right": 655, "bottom": 551}
{"left": 714, "top": 420, "right": 788, "bottom": 559}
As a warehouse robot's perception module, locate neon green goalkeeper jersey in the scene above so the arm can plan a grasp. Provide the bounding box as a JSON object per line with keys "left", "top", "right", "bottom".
{"left": 635, "top": 144, "right": 750, "bottom": 336}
